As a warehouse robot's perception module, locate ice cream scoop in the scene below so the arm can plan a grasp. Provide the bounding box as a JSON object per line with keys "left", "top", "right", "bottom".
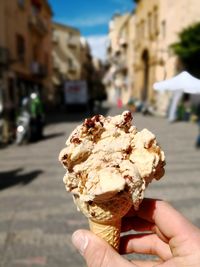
{"left": 59, "top": 111, "right": 165, "bottom": 250}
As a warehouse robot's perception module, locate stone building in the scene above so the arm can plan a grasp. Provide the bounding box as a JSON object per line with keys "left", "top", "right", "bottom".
{"left": 0, "top": 0, "right": 53, "bottom": 107}
{"left": 52, "top": 23, "right": 83, "bottom": 83}
{"left": 105, "top": 13, "right": 134, "bottom": 105}
{"left": 133, "top": 0, "right": 200, "bottom": 115}
{"left": 52, "top": 22, "right": 93, "bottom": 106}
{"left": 106, "top": 0, "right": 200, "bottom": 114}
{"left": 0, "top": 0, "right": 52, "bottom": 142}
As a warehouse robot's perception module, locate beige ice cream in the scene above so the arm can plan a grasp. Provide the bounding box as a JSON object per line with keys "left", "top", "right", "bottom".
{"left": 59, "top": 111, "right": 165, "bottom": 250}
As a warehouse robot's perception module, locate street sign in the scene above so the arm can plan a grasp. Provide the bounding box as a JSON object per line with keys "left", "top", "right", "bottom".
{"left": 64, "top": 80, "right": 88, "bottom": 105}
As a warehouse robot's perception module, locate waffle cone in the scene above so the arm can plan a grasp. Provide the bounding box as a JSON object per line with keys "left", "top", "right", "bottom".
{"left": 88, "top": 219, "right": 121, "bottom": 251}
{"left": 73, "top": 192, "right": 132, "bottom": 251}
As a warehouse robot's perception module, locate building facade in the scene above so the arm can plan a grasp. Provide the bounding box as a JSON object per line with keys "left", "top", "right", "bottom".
{"left": 105, "top": 13, "right": 133, "bottom": 105}
{"left": 134, "top": 0, "right": 200, "bottom": 115}
{"left": 0, "top": 0, "right": 52, "bottom": 142}
{"left": 0, "top": 0, "right": 53, "bottom": 107}
{"left": 106, "top": 0, "right": 200, "bottom": 114}
{"left": 52, "top": 23, "right": 83, "bottom": 83}
{"left": 52, "top": 22, "right": 93, "bottom": 106}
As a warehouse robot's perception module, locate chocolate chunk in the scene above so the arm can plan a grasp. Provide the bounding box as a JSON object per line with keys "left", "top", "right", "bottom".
{"left": 125, "top": 145, "right": 132, "bottom": 154}
{"left": 93, "top": 115, "right": 101, "bottom": 122}
{"left": 70, "top": 136, "right": 81, "bottom": 144}
{"left": 124, "top": 175, "right": 132, "bottom": 181}
{"left": 84, "top": 118, "right": 95, "bottom": 128}
{"left": 124, "top": 111, "right": 132, "bottom": 123}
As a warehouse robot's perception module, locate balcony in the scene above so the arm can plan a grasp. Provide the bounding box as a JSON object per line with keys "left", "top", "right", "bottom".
{"left": 67, "top": 63, "right": 77, "bottom": 75}
{"left": 68, "top": 65, "right": 77, "bottom": 72}
{"left": 30, "top": 62, "right": 48, "bottom": 78}
{"left": 28, "top": 14, "right": 48, "bottom": 36}
{"left": 53, "top": 60, "right": 60, "bottom": 70}
{"left": 52, "top": 33, "right": 59, "bottom": 44}
{"left": 31, "top": 0, "right": 41, "bottom": 6}
{"left": 67, "top": 36, "right": 79, "bottom": 48}
{"left": 111, "top": 51, "right": 127, "bottom": 74}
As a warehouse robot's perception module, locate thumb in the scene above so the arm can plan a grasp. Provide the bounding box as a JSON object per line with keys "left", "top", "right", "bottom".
{"left": 72, "top": 229, "right": 134, "bottom": 267}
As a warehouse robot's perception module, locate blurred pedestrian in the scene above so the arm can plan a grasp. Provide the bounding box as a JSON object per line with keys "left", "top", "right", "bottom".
{"left": 30, "top": 92, "right": 45, "bottom": 140}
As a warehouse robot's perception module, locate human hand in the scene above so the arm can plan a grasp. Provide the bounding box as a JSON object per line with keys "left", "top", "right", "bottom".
{"left": 72, "top": 198, "right": 200, "bottom": 267}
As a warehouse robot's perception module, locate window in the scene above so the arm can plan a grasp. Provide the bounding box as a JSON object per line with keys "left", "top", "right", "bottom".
{"left": 52, "top": 29, "right": 59, "bottom": 43}
{"left": 16, "top": 34, "right": 25, "bottom": 62}
{"left": 68, "top": 58, "right": 73, "bottom": 68}
{"left": 18, "top": 0, "right": 25, "bottom": 8}
{"left": 141, "top": 20, "right": 145, "bottom": 39}
{"left": 153, "top": 6, "right": 159, "bottom": 35}
{"left": 31, "top": 0, "right": 41, "bottom": 15}
{"left": 161, "top": 20, "right": 166, "bottom": 39}
{"left": 136, "top": 23, "right": 139, "bottom": 40}
{"left": 148, "top": 12, "right": 152, "bottom": 38}
{"left": 138, "top": 22, "right": 141, "bottom": 39}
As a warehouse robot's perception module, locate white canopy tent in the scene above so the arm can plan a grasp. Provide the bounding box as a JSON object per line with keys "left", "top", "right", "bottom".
{"left": 154, "top": 71, "right": 200, "bottom": 94}
{"left": 153, "top": 71, "right": 200, "bottom": 122}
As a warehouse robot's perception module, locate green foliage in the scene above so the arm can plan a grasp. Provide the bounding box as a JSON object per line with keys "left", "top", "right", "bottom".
{"left": 171, "top": 22, "right": 200, "bottom": 76}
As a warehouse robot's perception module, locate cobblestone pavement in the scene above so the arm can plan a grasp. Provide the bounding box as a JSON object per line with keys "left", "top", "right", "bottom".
{"left": 0, "top": 105, "right": 200, "bottom": 267}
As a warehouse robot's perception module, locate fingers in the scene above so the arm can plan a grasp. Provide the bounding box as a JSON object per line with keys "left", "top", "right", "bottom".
{"left": 130, "top": 198, "right": 196, "bottom": 240}
{"left": 122, "top": 213, "right": 169, "bottom": 243}
{"left": 121, "top": 216, "right": 154, "bottom": 233}
{"left": 72, "top": 229, "right": 135, "bottom": 267}
{"left": 120, "top": 233, "right": 172, "bottom": 260}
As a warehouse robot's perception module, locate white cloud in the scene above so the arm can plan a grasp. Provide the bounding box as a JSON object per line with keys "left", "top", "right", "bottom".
{"left": 57, "top": 14, "right": 110, "bottom": 28}
{"left": 86, "top": 35, "right": 109, "bottom": 61}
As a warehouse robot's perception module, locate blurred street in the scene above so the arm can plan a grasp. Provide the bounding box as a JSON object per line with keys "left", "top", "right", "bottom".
{"left": 0, "top": 105, "right": 200, "bottom": 267}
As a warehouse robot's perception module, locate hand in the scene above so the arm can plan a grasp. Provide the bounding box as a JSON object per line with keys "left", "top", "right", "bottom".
{"left": 72, "top": 198, "right": 200, "bottom": 267}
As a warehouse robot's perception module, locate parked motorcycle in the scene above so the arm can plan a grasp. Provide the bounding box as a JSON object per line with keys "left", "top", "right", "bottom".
{"left": 16, "top": 95, "right": 44, "bottom": 145}
{"left": 16, "top": 109, "right": 31, "bottom": 145}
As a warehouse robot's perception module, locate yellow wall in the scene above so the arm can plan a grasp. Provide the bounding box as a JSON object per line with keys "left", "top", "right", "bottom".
{"left": 133, "top": 0, "right": 200, "bottom": 114}
{"left": 0, "top": 0, "right": 53, "bottom": 104}
{"left": 52, "top": 23, "right": 82, "bottom": 81}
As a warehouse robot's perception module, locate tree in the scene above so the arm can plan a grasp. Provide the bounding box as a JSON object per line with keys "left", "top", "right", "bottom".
{"left": 171, "top": 22, "right": 200, "bottom": 77}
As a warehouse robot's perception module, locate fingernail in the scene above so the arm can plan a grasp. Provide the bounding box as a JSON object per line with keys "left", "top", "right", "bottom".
{"left": 72, "top": 230, "right": 88, "bottom": 255}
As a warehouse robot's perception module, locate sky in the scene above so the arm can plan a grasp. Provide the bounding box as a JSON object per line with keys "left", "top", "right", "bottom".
{"left": 48, "top": 0, "right": 135, "bottom": 60}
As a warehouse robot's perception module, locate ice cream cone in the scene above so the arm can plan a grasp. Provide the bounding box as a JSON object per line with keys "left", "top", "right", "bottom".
{"left": 88, "top": 218, "right": 121, "bottom": 250}
{"left": 73, "top": 191, "right": 132, "bottom": 251}
{"left": 59, "top": 111, "right": 165, "bottom": 253}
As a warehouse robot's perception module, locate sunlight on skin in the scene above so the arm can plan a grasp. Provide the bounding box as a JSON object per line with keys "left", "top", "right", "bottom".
{"left": 72, "top": 199, "right": 200, "bottom": 267}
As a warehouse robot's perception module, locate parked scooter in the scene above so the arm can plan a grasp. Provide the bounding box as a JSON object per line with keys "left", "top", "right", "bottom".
{"left": 16, "top": 93, "right": 45, "bottom": 145}
{"left": 16, "top": 98, "right": 31, "bottom": 145}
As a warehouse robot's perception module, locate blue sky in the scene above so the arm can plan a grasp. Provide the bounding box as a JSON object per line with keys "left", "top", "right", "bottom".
{"left": 48, "top": 0, "right": 135, "bottom": 60}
